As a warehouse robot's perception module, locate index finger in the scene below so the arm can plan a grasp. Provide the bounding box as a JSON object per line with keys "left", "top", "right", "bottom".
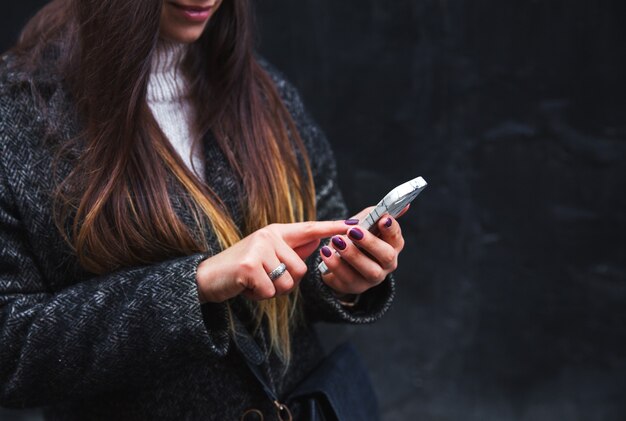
{"left": 278, "top": 220, "right": 351, "bottom": 247}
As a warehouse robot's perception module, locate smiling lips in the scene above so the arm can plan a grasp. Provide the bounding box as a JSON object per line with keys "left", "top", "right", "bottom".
{"left": 169, "top": 2, "right": 214, "bottom": 23}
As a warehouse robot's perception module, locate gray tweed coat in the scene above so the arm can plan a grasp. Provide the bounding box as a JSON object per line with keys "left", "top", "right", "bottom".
{"left": 0, "top": 51, "right": 395, "bottom": 420}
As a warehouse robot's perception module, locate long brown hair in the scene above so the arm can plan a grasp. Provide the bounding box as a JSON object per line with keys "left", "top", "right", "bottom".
{"left": 14, "top": 0, "right": 317, "bottom": 363}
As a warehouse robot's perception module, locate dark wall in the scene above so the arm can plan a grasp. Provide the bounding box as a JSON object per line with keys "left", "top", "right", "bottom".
{"left": 0, "top": 2, "right": 48, "bottom": 52}
{"left": 1, "top": 1, "right": 625, "bottom": 420}
{"left": 254, "top": 2, "right": 626, "bottom": 419}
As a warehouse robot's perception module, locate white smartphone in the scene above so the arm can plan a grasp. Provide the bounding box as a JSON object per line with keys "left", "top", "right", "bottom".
{"left": 318, "top": 176, "right": 428, "bottom": 275}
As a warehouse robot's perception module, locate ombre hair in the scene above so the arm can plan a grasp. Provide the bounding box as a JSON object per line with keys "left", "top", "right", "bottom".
{"left": 14, "top": 0, "right": 317, "bottom": 364}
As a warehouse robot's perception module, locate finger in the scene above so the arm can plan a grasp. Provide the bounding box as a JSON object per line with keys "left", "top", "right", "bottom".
{"left": 241, "top": 263, "right": 277, "bottom": 301}
{"left": 278, "top": 220, "right": 353, "bottom": 247}
{"left": 293, "top": 239, "right": 321, "bottom": 260}
{"left": 345, "top": 226, "right": 398, "bottom": 271}
{"left": 319, "top": 245, "right": 370, "bottom": 295}
{"left": 330, "top": 234, "right": 389, "bottom": 283}
{"left": 395, "top": 203, "right": 411, "bottom": 219}
{"left": 350, "top": 203, "right": 410, "bottom": 228}
{"left": 262, "top": 255, "right": 296, "bottom": 297}
{"left": 270, "top": 269, "right": 296, "bottom": 297}
{"left": 274, "top": 241, "right": 308, "bottom": 288}
{"left": 276, "top": 244, "right": 309, "bottom": 283}
{"left": 377, "top": 215, "right": 405, "bottom": 252}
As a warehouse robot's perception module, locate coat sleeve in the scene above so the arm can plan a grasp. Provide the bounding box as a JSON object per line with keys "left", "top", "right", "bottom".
{"left": 269, "top": 67, "right": 396, "bottom": 324}
{"left": 0, "top": 148, "right": 231, "bottom": 407}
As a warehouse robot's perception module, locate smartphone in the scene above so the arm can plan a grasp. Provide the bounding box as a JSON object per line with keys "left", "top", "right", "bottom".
{"left": 317, "top": 176, "right": 428, "bottom": 275}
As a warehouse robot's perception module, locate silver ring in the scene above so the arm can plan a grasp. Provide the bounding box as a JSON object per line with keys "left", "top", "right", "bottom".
{"left": 268, "top": 263, "right": 287, "bottom": 281}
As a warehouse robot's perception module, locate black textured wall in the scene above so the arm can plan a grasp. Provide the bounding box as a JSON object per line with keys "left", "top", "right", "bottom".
{"left": 254, "top": 1, "right": 626, "bottom": 420}
{"left": 2, "top": 1, "right": 625, "bottom": 420}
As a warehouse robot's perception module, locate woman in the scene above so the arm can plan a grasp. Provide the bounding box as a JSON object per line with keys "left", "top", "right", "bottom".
{"left": 0, "top": 0, "right": 406, "bottom": 419}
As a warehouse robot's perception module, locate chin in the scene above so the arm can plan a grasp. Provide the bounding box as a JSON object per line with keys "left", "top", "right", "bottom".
{"left": 161, "top": 26, "right": 207, "bottom": 44}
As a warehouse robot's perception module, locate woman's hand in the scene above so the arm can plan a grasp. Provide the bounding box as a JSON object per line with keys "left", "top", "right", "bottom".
{"left": 319, "top": 204, "right": 410, "bottom": 296}
{"left": 196, "top": 221, "right": 350, "bottom": 303}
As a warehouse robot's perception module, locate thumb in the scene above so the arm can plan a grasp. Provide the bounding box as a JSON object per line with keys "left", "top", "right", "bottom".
{"left": 395, "top": 203, "right": 411, "bottom": 219}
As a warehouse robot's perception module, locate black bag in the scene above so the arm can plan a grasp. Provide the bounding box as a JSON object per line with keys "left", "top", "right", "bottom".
{"left": 233, "top": 315, "right": 380, "bottom": 421}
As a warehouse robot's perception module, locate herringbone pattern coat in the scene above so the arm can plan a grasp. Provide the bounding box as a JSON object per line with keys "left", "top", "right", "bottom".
{"left": 0, "top": 52, "right": 395, "bottom": 420}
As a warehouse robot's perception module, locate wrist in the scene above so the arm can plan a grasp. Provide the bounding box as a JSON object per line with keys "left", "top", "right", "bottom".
{"left": 329, "top": 288, "right": 361, "bottom": 308}
{"left": 195, "top": 259, "right": 211, "bottom": 304}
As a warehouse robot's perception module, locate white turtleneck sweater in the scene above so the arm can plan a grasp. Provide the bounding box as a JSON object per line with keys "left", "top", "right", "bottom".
{"left": 147, "top": 41, "right": 206, "bottom": 182}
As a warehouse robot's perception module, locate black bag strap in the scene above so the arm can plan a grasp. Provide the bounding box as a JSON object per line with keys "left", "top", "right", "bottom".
{"left": 231, "top": 312, "right": 279, "bottom": 401}
{"left": 232, "top": 314, "right": 296, "bottom": 420}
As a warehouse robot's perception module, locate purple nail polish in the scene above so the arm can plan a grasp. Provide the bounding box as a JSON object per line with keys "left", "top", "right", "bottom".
{"left": 384, "top": 217, "right": 392, "bottom": 228}
{"left": 348, "top": 227, "right": 364, "bottom": 241}
{"left": 321, "top": 246, "right": 332, "bottom": 258}
{"left": 344, "top": 218, "right": 359, "bottom": 225}
{"left": 331, "top": 236, "right": 347, "bottom": 250}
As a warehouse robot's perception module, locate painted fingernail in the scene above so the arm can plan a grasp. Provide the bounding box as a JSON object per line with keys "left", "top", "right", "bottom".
{"left": 321, "top": 246, "right": 333, "bottom": 258}
{"left": 344, "top": 218, "right": 359, "bottom": 225}
{"left": 384, "top": 217, "right": 392, "bottom": 228}
{"left": 331, "top": 236, "right": 347, "bottom": 250}
{"left": 348, "top": 227, "right": 364, "bottom": 241}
